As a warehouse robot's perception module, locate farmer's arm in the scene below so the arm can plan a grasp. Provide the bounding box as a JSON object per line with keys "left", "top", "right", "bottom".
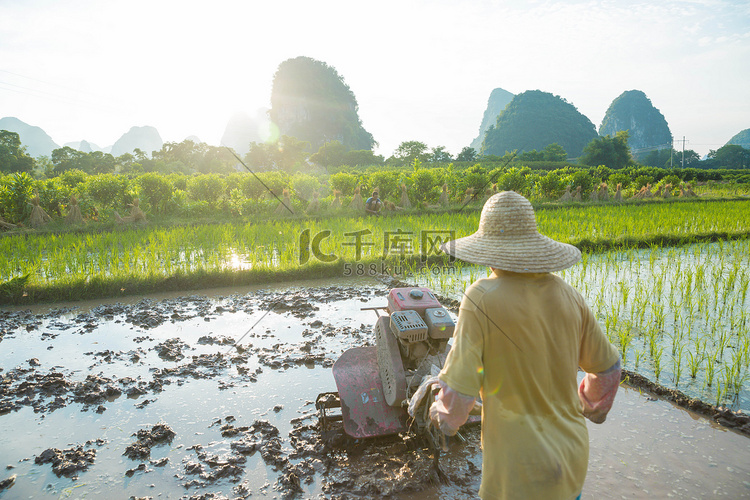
{"left": 433, "top": 286, "right": 485, "bottom": 435}
{"left": 578, "top": 359, "right": 621, "bottom": 424}
{"left": 578, "top": 295, "right": 621, "bottom": 424}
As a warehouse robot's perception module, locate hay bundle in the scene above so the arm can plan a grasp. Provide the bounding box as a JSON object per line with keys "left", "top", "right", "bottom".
{"left": 598, "top": 183, "right": 609, "bottom": 201}
{"left": 115, "top": 198, "right": 148, "bottom": 225}
{"left": 679, "top": 183, "right": 697, "bottom": 198}
{"left": 307, "top": 191, "right": 320, "bottom": 214}
{"left": 29, "top": 192, "right": 52, "bottom": 228}
{"left": 632, "top": 184, "right": 652, "bottom": 199}
{"left": 590, "top": 188, "right": 599, "bottom": 202}
{"left": 662, "top": 183, "right": 672, "bottom": 199}
{"left": 129, "top": 199, "right": 147, "bottom": 223}
{"left": 463, "top": 188, "right": 475, "bottom": 205}
{"left": 558, "top": 186, "right": 572, "bottom": 202}
{"left": 484, "top": 184, "right": 497, "bottom": 203}
{"left": 0, "top": 216, "right": 17, "bottom": 230}
{"left": 65, "top": 195, "right": 84, "bottom": 225}
{"left": 330, "top": 190, "right": 342, "bottom": 210}
{"left": 572, "top": 186, "right": 582, "bottom": 202}
{"left": 349, "top": 186, "right": 364, "bottom": 211}
{"left": 439, "top": 184, "right": 449, "bottom": 206}
{"left": 653, "top": 185, "right": 664, "bottom": 197}
{"left": 274, "top": 189, "right": 294, "bottom": 215}
{"left": 614, "top": 183, "right": 622, "bottom": 202}
{"left": 399, "top": 184, "right": 411, "bottom": 209}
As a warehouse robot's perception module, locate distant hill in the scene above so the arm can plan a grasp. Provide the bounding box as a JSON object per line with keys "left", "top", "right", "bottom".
{"left": 0, "top": 117, "right": 59, "bottom": 157}
{"left": 221, "top": 110, "right": 269, "bottom": 156}
{"left": 726, "top": 128, "right": 750, "bottom": 149}
{"left": 481, "top": 90, "right": 598, "bottom": 158}
{"left": 599, "top": 90, "right": 672, "bottom": 156}
{"left": 470, "top": 88, "right": 514, "bottom": 152}
{"left": 269, "top": 56, "right": 375, "bottom": 151}
{"left": 110, "top": 126, "right": 163, "bottom": 157}
{"left": 64, "top": 140, "right": 107, "bottom": 153}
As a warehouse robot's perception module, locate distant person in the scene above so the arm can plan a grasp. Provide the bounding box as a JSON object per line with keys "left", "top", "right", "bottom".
{"left": 431, "top": 190, "right": 621, "bottom": 500}
{"left": 364, "top": 191, "right": 383, "bottom": 215}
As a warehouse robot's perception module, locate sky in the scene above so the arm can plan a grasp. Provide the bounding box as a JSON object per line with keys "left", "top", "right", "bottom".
{"left": 1, "top": 0, "right": 748, "bottom": 159}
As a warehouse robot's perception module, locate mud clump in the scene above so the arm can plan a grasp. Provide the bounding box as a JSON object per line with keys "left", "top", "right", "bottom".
{"left": 72, "top": 374, "right": 122, "bottom": 407}
{"left": 124, "top": 423, "right": 176, "bottom": 460}
{"left": 154, "top": 338, "right": 190, "bottom": 361}
{"left": 34, "top": 446, "right": 96, "bottom": 477}
{"left": 0, "top": 474, "right": 16, "bottom": 491}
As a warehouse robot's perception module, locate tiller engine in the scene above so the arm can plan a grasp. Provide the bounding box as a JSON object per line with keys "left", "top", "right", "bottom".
{"left": 316, "top": 287, "right": 456, "bottom": 439}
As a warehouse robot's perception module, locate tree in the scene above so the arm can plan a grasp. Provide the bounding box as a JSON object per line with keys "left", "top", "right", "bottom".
{"left": 310, "top": 140, "right": 346, "bottom": 167}
{"left": 641, "top": 148, "right": 700, "bottom": 168}
{"left": 518, "top": 150, "right": 544, "bottom": 162}
{"left": 0, "top": 130, "right": 34, "bottom": 174}
{"left": 244, "top": 136, "right": 310, "bottom": 172}
{"left": 543, "top": 143, "right": 567, "bottom": 161}
{"left": 579, "top": 131, "right": 633, "bottom": 169}
{"left": 343, "top": 149, "right": 384, "bottom": 167}
{"left": 708, "top": 144, "right": 750, "bottom": 168}
{"left": 428, "top": 146, "right": 453, "bottom": 163}
{"left": 51, "top": 146, "right": 87, "bottom": 175}
{"left": 456, "top": 146, "right": 477, "bottom": 162}
{"left": 393, "top": 141, "right": 428, "bottom": 164}
{"left": 245, "top": 142, "right": 277, "bottom": 170}
{"left": 275, "top": 135, "right": 310, "bottom": 172}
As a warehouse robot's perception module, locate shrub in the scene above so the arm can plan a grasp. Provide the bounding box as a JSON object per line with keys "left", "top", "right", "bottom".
{"left": 291, "top": 173, "right": 321, "bottom": 201}
{"left": 86, "top": 173, "right": 131, "bottom": 209}
{"left": 536, "top": 171, "right": 563, "bottom": 199}
{"left": 634, "top": 175, "right": 654, "bottom": 189}
{"left": 329, "top": 172, "right": 359, "bottom": 196}
{"left": 0, "top": 172, "right": 34, "bottom": 222}
{"left": 498, "top": 167, "right": 529, "bottom": 194}
{"left": 60, "top": 169, "right": 88, "bottom": 189}
{"left": 568, "top": 170, "right": 595, "bottom": 197}
{"left": 138, "top": 173, "right": 173, "bottom": 214}
{"left": 410, "top": 169, "right": 438, "bottom": 203}
{"left": 607, "top": 172, "right": 631, "bottom": 189}
{"left": 187, "top": 174, "right": 226, "bottom": 207}
{"left": 240, "top": 171, "right": 289, "bottom": 199}
{"left": 36, "top": 177, "right": 71, "bottom": 217}
{"left": 364, "top": 170, "right": 400, "bottom": 201}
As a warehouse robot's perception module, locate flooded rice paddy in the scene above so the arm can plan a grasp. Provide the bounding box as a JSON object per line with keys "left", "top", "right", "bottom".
{"left": 1, "top": 277, "right": 749, "bottom": 499}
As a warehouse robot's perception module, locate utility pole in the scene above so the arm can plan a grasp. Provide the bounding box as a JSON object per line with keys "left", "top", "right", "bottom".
{"left": 670, "top": 140, "right": 673, "bottom": 168}
{"left": 682, "top": 136, "right": 686, "bottom": 168}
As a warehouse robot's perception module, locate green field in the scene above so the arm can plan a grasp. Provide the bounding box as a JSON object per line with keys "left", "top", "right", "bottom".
{"left": 2, "top": 199, "right": 750, "bottom": 303}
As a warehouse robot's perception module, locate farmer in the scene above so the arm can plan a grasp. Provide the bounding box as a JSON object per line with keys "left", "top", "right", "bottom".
{"left": 364, "top": 190, "right": 383, "bottom": 215}
{"left": 431, "top": 190, "right": 621, "bottom": 500}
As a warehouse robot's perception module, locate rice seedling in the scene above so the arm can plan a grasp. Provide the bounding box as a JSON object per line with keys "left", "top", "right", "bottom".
{"left": 634, "top": 349, "right": 644, "bottom": 370}
{"left": 687, "top": 349, "right": 703, "bottom": 379}
{"left": 653, "top": 347, "right": 664, "bottom": 380}
{"left": 672, "top": 344, "right": 685, "bottom": 386}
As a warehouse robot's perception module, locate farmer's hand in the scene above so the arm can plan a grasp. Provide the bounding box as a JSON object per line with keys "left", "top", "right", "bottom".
{"left": 579, "top": 360, "right": 621, "bottom": 424}
{"left": 429, "top": 381, "right": 477, "bottom": 436}
{"left": 429, "top": 400, "right": 459, "bottom": 436}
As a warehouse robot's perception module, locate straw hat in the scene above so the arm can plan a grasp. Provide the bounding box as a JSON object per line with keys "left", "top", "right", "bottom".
{"left": 440, "top": 191, "right": 581, "bottom": 273}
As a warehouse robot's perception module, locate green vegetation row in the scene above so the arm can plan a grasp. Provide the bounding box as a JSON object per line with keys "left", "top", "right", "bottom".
{"left": 2, "top": 199, "right": 749, "bottom": 304}
{"left": 2, "top": 161, "right": 749, "bottom": 229}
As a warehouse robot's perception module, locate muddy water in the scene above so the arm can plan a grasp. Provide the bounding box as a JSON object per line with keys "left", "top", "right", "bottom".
{"left": 1, "top": 277, "right": 749, "bottom": 499}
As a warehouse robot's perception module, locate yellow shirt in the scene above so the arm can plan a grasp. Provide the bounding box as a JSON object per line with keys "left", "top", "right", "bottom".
{"left": 439, "top": 270, "right": 619, "bottom": 500}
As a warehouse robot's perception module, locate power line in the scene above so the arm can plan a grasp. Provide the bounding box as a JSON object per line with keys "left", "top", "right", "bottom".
{"left": 0, "top": 69, "right": 134, "bottom": 113}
